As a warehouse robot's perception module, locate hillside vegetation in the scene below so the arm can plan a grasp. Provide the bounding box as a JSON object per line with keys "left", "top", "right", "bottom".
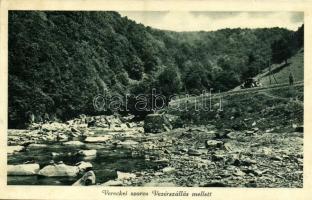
{"left": 231, "top": 49, "right": 303, "bottom": 91}
{"left": 258, "top": 49, "right": 303, "bottom": 86}
{"left": 8, "top": 11, "right": 304, "bottom": 128}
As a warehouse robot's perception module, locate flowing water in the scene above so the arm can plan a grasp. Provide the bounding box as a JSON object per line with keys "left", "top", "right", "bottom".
{"left": 7, "top": 128, "right": 158, "bottom": 185}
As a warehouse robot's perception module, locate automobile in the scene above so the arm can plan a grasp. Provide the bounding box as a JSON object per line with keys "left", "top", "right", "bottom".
{"left": 241, "top": 78, "right": 262, "bottom": 89}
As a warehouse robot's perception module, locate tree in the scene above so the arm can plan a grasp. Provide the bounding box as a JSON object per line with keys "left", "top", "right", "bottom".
{"left": 158, "top": 66, "right": 182, "bottom": 101}
{"left": 184, "top": 67, "right": 203, "bottom": 94}
{"left": 8, "top": 11, "right": 300, "bottom": 127}
{"left": 126, "top": 55, "right": 144, "bottom": 80}
{"left": 271, "top": 38, "right": 292, "bottom": 64}
{"left": 295, "top": 24, "right": 304, "bottom": 49}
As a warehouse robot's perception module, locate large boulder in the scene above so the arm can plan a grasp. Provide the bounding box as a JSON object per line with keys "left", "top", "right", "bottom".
{"left": 72, "top": 170, "right": 96, "bottom": 186}
{"left": 118, "top": 140, "right": 138, "bottom": 149}
{"left": 84, "top": 136, "right": 113, "bottom": 143}
{"left": 28, "top": 143, "right": 48, "bottom": 148}
{"left": 57, "top": 133, "right": 69, "bottom": 142}
{"left": 78, "top": 150, "right": 97, "bottom": 157}
{"left": 8, "top": 164, "right": 40, "bottom": 175}
{"left": 117, "top": 171, "right": 136, "bottom": 180}
{"left": 81, "top": 130, "right": 95, "bottom": 137}
{"left": 38, "top": 164, "right": 79, "bottom": 177}
{"left": 63, "top": 141, "right": 85, "bottom": 146}
{"left": 102, "top": 180, "right": 123, "bottom": 186}
{"left": 162, "top": 167, "right": 176, "bottom": 174}
{"left": 143, "top": 114, "right": 172, "bottom": 133}
{"left": 41, "top": 122, "right": 69, "bottom": 132}
{"left": 76, "top": 161, "right": 93, "bottom": 172}
{"left": 7, "top": 146, "right": 24, "bottom": 154}
{"left": 205, "top": 140, "right": 223, "bottom": 148}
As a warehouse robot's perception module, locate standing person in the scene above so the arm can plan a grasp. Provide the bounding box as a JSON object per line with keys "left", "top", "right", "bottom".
{"left": 289, "top": 72, "right": 294, "bottom": 86}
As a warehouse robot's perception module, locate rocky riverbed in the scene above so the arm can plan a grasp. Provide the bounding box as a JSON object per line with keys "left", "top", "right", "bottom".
{"left": 7, "top": 114, "right": 303, "bottom": 187}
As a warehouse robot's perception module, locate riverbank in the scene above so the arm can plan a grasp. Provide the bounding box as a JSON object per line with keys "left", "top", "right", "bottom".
{"left": 7, "top": 113, "right": 303, "bottom": 187}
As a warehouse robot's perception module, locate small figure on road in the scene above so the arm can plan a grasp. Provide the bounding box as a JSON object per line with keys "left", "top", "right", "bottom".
{"left": 289, "top": 72, "right": 294, "bottom": 86}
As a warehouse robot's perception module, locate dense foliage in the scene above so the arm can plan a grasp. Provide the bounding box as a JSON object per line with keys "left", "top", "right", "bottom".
{"left": 8, "top": 11, "right": 304, "bottom": 127}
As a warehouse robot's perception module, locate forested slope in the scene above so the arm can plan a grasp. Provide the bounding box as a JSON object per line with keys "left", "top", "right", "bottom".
{"left": 8, "top": 11, "right": 303, "bottom": 127}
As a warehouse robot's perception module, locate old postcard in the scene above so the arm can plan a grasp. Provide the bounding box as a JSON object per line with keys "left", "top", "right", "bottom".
{"left": 0, "top": 0, "right": 311, "bottom": 199}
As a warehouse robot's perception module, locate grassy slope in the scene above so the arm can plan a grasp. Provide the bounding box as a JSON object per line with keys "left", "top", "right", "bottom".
{"left": 232, "top": 49, "right": 303, "bottom": 91}
{"left": 258, "top": 49, "right": 303, "bottom": 86}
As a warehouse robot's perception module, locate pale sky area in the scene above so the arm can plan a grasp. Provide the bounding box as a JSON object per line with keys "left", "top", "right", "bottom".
{"left": 119, "top": 11, "right": 303, "bottom": 32}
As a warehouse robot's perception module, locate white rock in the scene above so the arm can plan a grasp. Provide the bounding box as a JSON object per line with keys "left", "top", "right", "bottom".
{"left": 118, "top": 140, "right": 138, "bottom": 149}
{"left": 76, "top": 161, "right": 93, "bottom": 171}
{"left": 66, "top": 120, "right": 75, "bottom": 125}
{"left": 154, "top": 172, "right": 164, "bottom": 176}
{"left": 206, "top": 140, "right": 223, "bottom": 147}
{"left": 82, "top": 130, "right": 95, "bottom": 136}
{"left": 234, "top": 168, "right": 246, "bottom": 176}
{"left": 78, "top": 149, "right": 97, "bottom": 157}
{"left": 84, "top": 136, "right": 113, "bottom": 143}
{"left": 72, "top": 170, "right": 96, "bottom": 186}
{"left": 51, "top": 152, "right": 60, "bottom": 157}
{"left": 260, "top": 147, "right": 272, "bottom": 156}
{"left": 82, "top": 155, "right": 96, "bottom": 161}
{"left": 58, "top": 133, "right": 69, "bottom": 141}
{"left": 28, "top": 123, "right": 42, "bottom": 130}
{"left": 63, "top": 141, "right": 85, "bottom": 146}
{"left": 28, "top": 143, "right": 48, "bottom": 148}
{"left": 120, "top": 124, "right": 128, "bottom": 129}
{"left": 75, "top": 124, "right": 88, "bottom": 129}
{"left": 117, "top": 171, "right": 136, "bottom": 180}
{"left": 102, "top": 180, "right": 123, "bottom": 186}
{"left": 38, "top": 164, "right": 79, "bottom": 177}
{"left": 42, "top": 122, "right": 68, "bottom": 132}
{"left": 47, "top": 134, "right": 57, "bottom": 141}
{"left": 8, "top": 164, "right": 40, "bottom": 175}
{"left": 7, "top": 146, "right": 24, "bottom": 154}
{"left": 162, "top": 167, "right": 176, "bottom": 174}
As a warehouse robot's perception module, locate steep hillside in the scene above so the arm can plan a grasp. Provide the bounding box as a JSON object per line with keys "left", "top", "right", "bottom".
{"left": 258, "top": 49, "right": 303, "bottom": 86}
{"left": 8, "top": 11, "right": 303, "bottom": 128}
{"left": 231, "top": 49, "right": 303, "bottom": 91}
{"left": 166, "top": 84, "right": 303, "bottom": 133}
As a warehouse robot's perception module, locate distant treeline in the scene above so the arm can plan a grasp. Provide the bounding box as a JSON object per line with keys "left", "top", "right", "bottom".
{"left": 8, "top": 11, "right": 304, "bottom": 128}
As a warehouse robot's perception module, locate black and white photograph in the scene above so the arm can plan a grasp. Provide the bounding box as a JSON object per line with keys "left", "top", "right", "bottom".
{"left": 5, "top": 6, "right": 305, "bottom": 190}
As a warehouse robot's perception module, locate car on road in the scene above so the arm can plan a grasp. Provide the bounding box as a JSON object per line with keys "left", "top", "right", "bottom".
{"left": 241, "top": 78, "right": 262, "bottom": 89}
